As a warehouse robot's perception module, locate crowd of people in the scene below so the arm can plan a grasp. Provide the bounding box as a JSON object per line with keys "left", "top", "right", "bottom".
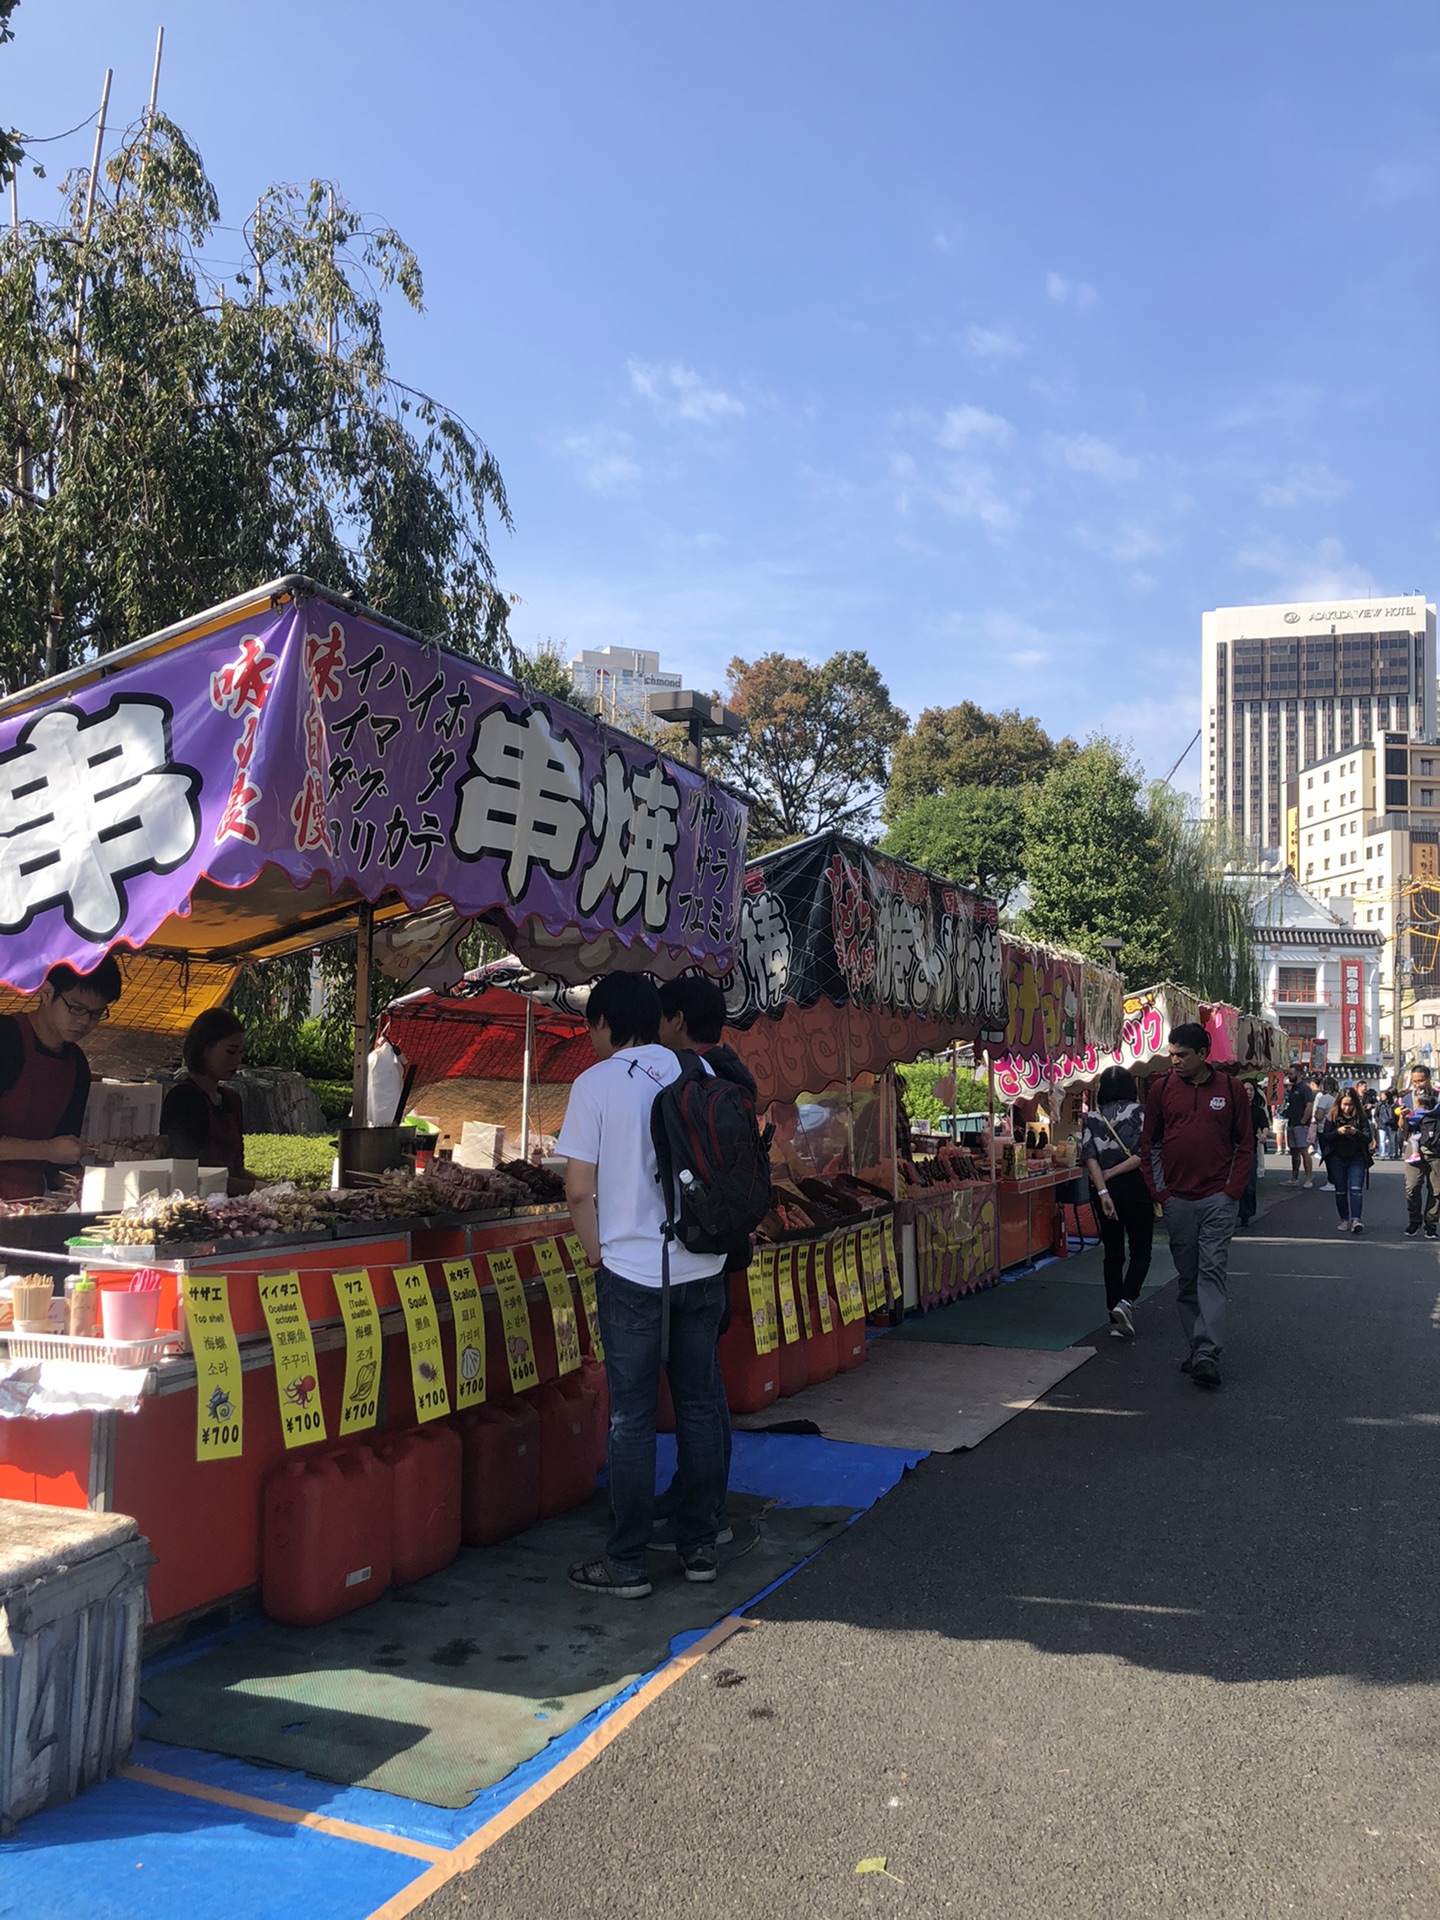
{"left": 1276, "top": 1060, "right": 1440, "bottom": 1236}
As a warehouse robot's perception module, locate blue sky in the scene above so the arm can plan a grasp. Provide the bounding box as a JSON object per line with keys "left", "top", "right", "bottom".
{"left": 10, "top": 1, "right": 1438, "bottom": 787}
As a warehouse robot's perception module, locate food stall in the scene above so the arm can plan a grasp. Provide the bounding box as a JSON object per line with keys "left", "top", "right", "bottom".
{"left": 0, "top": 576, "right": 747, "bottom": 1629}
{"left": 721, "top": 832, "right": 1011, "bottom": 1312}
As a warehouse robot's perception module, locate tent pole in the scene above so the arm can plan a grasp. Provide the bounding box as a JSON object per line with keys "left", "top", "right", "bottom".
{"left": 351, "top": 900, "right": 374, "bottom": 1127}
{"left": 842, "top": 1009, "right": 856, "bottom": 1171}
{"left": 519, "top": 997, "right": 535, "bottom": 1163}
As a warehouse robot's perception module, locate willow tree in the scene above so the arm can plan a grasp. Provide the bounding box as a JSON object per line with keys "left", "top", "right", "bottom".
{"left": 0, "top": 112, "right": 513, "bottom": 687}
{"left": 1146, "top": 785, "right": 1260, "bottom": 1010}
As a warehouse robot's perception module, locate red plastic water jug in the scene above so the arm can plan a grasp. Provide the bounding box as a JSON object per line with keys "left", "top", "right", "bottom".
{"left": 777, "top": 1329, "right": 809, "bottom": 1397}
{"left": 556, "top": 1370, "right": 601, "bottom": 1483}
{"left": 804, "top": 1299, "right": 840, "bottom": 1385}
{"left": 835, "top": 1306, "right": 867, "bottom": 1371}
{"left": 718, "top": 1317, "right": 779, "bottom": 1415}
{"left": 373, "top": 1424, "right": 462, "bottom": 1585}
{"left": 262, "top": 1443, "right": 393, "bottom": 1626}
{"left": 531, "top": 1382, "right": 596, "bottom": 1518}
{"left": 578, "top": 1356, "right": 609, "bottom": 1471}
{"left": 455, "top": 1401, "right": 541, "bottom": 1546}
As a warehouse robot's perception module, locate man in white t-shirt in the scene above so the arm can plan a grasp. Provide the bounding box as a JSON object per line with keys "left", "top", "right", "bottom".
{"left": 559, "top": 973, "right": 728, "bottom": 1599}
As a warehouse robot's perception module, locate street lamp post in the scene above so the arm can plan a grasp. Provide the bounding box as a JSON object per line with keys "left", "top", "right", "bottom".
{"left": 645, "top": 689, "right": 745, "bottom": 771}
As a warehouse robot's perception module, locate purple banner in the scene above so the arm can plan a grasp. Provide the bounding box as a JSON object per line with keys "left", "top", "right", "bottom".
{"left": 0, "top": 592, "right": 748, "bottom": 990}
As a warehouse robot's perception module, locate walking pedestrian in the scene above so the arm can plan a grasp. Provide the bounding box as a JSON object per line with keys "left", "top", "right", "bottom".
{"left": 1141, "top": 1021, "right": 1255, "bottom": 1391}
{"left": 558, "top": 973, "right": 729, "bottom": 1599}
{"left": 1280, "top": 1066, "right": 1316, "bottom": 1189}
{"left": 1079, "top": 1065, "right": 1152, "bottom": 1341}
{"left": 1402, "top": 1080, "right": 1440, "bottom": 1239}
{"left": 1317, "top": 1088, "right": 1373, "bottom": 1234}
{"left": 1312, "top": 1077, "right": 1339, "bottom": 1188}
{"left": 1375, "top": 1088, "right": 1399, "bottom": 1160}
{"left": 1398, "top": 1064, "right": 1436, "bottom": 1232}
{"left": 1238, "top": 1076, "right": 1271, "bottom": 1228}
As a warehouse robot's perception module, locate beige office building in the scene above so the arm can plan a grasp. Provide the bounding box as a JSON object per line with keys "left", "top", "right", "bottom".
{"left": 1202, "top": 595, "right": 1437, "bottom": 854}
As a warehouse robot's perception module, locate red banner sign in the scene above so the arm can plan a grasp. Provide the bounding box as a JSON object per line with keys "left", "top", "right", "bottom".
{"left": 1340, "top": 958, "right": 1364, "bottom": 1059}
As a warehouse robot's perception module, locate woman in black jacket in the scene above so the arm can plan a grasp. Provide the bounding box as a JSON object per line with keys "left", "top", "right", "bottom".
{"left": 1317, "top": 1088, "right": 1372, "bottom": 1235}
{"left": 1079, "top": 1065, "right": 1152, "bottom": 1340}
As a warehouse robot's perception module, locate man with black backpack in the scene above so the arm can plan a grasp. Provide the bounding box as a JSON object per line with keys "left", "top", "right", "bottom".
{"left": 1141, "top": 1022, "right": 1255, "bottom": 1391}
{"left": 558, "top": 974, "right": 730, "bottom": 1598}
{"left": 648, "top": 974, "right": 757, "bottom": 1555}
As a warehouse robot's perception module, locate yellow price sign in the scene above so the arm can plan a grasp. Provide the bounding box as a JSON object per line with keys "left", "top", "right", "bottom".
{"left": 185, "top": 1273, "right": 244, "bottom": 1462}
{"left": 443, "top": 1258, "right": 487, "bottom": 1409}
{"left": 562, "top": 1232, "right": 603, "bottom": 1362}
{"left": 393, "top": 1263, "right": 450, "bottom": 1422}
{"left": 334, "top": 1268, "right": 382, "bottom": 1436}
{"left": 792, "top": 1247, "right": 813, "bottom": 1338}
{"left": 534, "top": 1239, "right": 582, "bottom": 1375}
{"left": 858, "top": 1224, "right": 882, "bottom": 1315}
{"left": 811, "top": 1245, "right": 834, "bottom": 1334}
{"left": 258, "top": 1270, "right": 327, "bottom": 1450}
{"left": 880, "top": 1219, "right": 902, "bottom": 1305}
{"left": 774, "top": 1248, "right": 801, "bottom": 1345}
{"left": 487, "top": 1248, "right": 540, "bottom": 1393}
{"left": 746, "top": 1253, "right": 778, "bottom": 1354}
{"left": 837, "top": 1233, "right": 864, "bottom": 1324}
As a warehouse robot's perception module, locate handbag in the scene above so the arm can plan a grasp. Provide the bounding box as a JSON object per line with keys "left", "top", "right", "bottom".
{"left": 1092, "top": 1111, "right": 1161, "bottom": 1215}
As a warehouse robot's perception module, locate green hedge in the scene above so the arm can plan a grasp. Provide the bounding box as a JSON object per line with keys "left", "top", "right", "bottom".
{"left": 246, "top": 1133, "right": 337, "bottom": 1188}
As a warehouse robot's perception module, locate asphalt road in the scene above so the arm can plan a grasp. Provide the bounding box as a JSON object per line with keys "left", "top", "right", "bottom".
{"left": 419, "top": 1161, "right": 1440, "bottom": 1919}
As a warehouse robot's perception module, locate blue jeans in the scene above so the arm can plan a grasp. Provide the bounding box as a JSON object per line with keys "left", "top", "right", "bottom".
{"left": 596, "top": 1266, "right": 728, "bottom": 1575}
{"left": 1328, "top": 1158, "right": 1366, "bottom": 1221}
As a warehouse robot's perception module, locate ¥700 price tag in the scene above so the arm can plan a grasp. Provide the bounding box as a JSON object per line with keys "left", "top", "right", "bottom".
{"left": 393, "top": 1263, "right": 450, "bottom": 1422}
{"left": 184, "top": 1274, "right": 244, "bottom": 1462}
{"left": 258, "top": 1269, "right": 327, "bottom": 1448}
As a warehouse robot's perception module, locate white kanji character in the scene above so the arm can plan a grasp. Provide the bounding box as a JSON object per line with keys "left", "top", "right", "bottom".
{"left": 452, "top": 705, "right": 586, "bottom": 896}
{"left": 735, "top": 890, "right": 791, "bottom": 1011}
{"left": 578, "top": 751, "right": 680, "bottom": 929}
{"left": 0, "top": 697, "right": 200, "bottom": 939}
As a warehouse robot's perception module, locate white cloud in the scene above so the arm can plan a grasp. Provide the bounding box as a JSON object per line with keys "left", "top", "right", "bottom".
{"left": 1045, "top": 271, "right": 1098, "bottom": 312}
{"left": 1234, "top": 534, "right": 1380, "bottom": 602}
{"left": 961, "top": 323, "right": 1025, "bottom": 360}
{"left": 1046, "top": 431, "right": 1139, "bottom": 483}
{"left": 628, "top": 358, "right": 745, "bottom": 425}
{"left": 936, "top": 404, "right": 1013, "bottom": 449}
{"left": 1258, "top": 463, "right": 1349, "bottom": 509}
{"left": 1075, "top": 520, "right": 1164, "bottom": 563}
{"left": 562, "top": 427, "right": 643, "bottom": 495}
{"left": 892, "top": 452, "right": 1024, "bottom": 538}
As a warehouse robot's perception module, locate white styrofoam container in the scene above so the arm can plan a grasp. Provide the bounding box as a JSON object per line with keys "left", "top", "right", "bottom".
{"left": 0, "top": 1501, "right": 153, "bottom": 1832}
{"left": 80, "top": 1161, "right": 201, "bottom": 1212}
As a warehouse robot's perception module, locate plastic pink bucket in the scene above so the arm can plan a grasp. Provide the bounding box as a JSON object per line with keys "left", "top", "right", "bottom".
{"left": 99, "top": 1289, "right": 161, "bottom": 1342}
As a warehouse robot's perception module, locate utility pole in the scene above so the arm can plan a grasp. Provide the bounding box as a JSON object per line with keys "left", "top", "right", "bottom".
{"left": 1392, "top": 873, "right": 1410, "bottom": 1083}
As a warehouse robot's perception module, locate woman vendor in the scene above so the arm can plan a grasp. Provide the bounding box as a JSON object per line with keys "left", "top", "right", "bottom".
{"left": 161, "top": 1009, "right": 256, "bottom": 1194}
{"left": 0, "top": 956, "right": 122, "bottom": 1200}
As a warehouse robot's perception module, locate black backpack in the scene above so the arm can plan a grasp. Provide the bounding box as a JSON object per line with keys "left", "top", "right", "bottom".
{"left": 651, "top": 1048, "right": 773, "bottom": 1259}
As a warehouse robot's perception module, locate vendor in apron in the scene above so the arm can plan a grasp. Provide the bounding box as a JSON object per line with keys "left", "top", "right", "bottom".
{"left": 160, "top": 1008, "right": 256, "bottom": 1195}
{"left": 0, "top": 956, "right": 122, "bottom": 1200}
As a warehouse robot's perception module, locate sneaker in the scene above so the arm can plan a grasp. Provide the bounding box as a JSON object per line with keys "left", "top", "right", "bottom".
{"left": 1190, "top": 1355, "right": 1222, "bottom": 1390}
{"left": 567, "top": 1558, "right": 652, "bottom": 1600}
{"left": 1427, "top": 1228, "right": 1439, "bottom": 1241}
{"left": 650, "top": 1519, "right": 734, "bottom": 1552}
{"left": 1337, "top": 1219, "right": 1352, "bottom": 1232}
{"left": 1351, "top": 1220, "right": 1364, "bottom": 1235}
{"left": 1179, "top": 1357, "right": 1194, "bottom": 1375}
{"left": 1303, "top": 1180, "right": 1314, "bottom": 1190}
{"left": 1406, "top": 1223, "right": 1423, "bottom": 1237}
{"left": 679, "top": 1545, "right": 718, "bottom": 1583}
{"left": 1109, "top": 1300, "right": 1135, "bottom": 1341}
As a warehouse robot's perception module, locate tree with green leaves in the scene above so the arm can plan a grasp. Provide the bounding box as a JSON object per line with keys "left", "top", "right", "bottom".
{"left": 0, "top": 108, "right": 513, "bottom": 686}
{"left": 0, "top": 3, "right": 24, "bottom": 191}
{"left": 882, "top": 786, "right": 1028, "bottom": 906}
{"left": 885, "top": 701, "right": 1076, "bottom": 819}
{"left": 1021, "top": 739, "right": 1171, "bottom": 984}
{"left": 1147, "top": 785, "right": 1259, "bottom": 1009}
{"left": 708, "top": 650, "right": 907, "bottom": 850}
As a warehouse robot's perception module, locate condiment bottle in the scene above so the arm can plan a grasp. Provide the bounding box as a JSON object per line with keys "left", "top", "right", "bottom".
{"left": 68, "top": 1277, "right": 98, "bottom": 1338}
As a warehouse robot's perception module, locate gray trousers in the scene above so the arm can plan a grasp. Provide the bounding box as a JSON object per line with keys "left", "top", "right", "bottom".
{"left": 1163, "top": 1191, "right": 1238, "bottom": 1362}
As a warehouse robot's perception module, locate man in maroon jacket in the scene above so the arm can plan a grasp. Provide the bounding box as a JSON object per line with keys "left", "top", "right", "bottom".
{"left": 1141, "top": 1021, "right": 1255, "bottom": 1390}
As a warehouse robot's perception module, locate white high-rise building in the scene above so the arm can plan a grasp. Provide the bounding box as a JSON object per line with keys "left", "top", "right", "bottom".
{"left": 567, "top": 646, "right": 681, "bottom": 729}
{"left": 1202, "top": 594, "right": 1437, "bottom": 853}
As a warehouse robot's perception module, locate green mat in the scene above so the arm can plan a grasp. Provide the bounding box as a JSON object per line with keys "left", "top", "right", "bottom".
{"left": 891, "top": 1250, "right": 1171, "bottom": 1351}
{"left": 141, "top": 1492, "right": 853, "bottom": 1808}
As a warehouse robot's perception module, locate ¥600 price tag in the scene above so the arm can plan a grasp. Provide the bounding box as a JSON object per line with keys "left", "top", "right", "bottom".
{"left": 443, "top": 1258, "right": 487, "bottom": 1409}
{"left": 746, "top": 1254, "right": 778, "bottom": 1354}
{"left": 562, "top": 1232, "right": 603, "bottom": 1362}
{"left": 334, "top": 1267, "right": 381, "bottom": 1435}
{"left": 534, "top": 1239, "right": 581, "bottom": 1375}
{"left": 184, "top": 1274, "right": 244, "bottom": 1462}
{"left": 774, "top": 1248, "right": 801, "bottom": 1345}
{"left": 394, "top": 1263, "right": 451, "bottom": 1422}
{"left": 487, "top": 1249, "right": 539, "bottom": 1393}
{"left": 258, "top": 1270, "right": 327, "bottom": 1449}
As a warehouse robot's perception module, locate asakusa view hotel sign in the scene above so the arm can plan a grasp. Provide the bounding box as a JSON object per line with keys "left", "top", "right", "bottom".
{"left": 1280, "top": 602, "right": 1424, "bottom": 626}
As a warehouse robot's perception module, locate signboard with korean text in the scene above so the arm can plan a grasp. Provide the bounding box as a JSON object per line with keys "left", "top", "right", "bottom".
{"left": 442, "top": 1258, "right": 488, "bottom": 1409}
{"left": 533, "top": 1239, "right": 582, "bottom": 1375}
{"left": 183, "top": 1274, "right": 243, "bottom": 1461}
{"left": 393, "top": 1263, "right": 450, "bottom": 1422}
{"left": 486, "top": 1248, "right": 540, "bottom": 1393}
{"left": 0, "top": 587, "right": 748, "bottom": 993}
{"left": 1340, "top": 958, "right": 1364, "bottom": 1059}
{"left": 746, "top": 1254, "right": 779, "bottom": 1354}
{"left": 562, "top": 1232, "right": 604, "bottom": 1362}
{"left": 335, "top": 1267, "right": 382, "bottom": 1435}
{"left": 257, "top": 1270, "right": 327, "bottom": 1448}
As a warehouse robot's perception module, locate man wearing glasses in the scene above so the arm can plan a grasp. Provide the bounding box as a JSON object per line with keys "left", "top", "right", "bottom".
{"left": 0, "top": 956, "right": 122, "bottom": 1199}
